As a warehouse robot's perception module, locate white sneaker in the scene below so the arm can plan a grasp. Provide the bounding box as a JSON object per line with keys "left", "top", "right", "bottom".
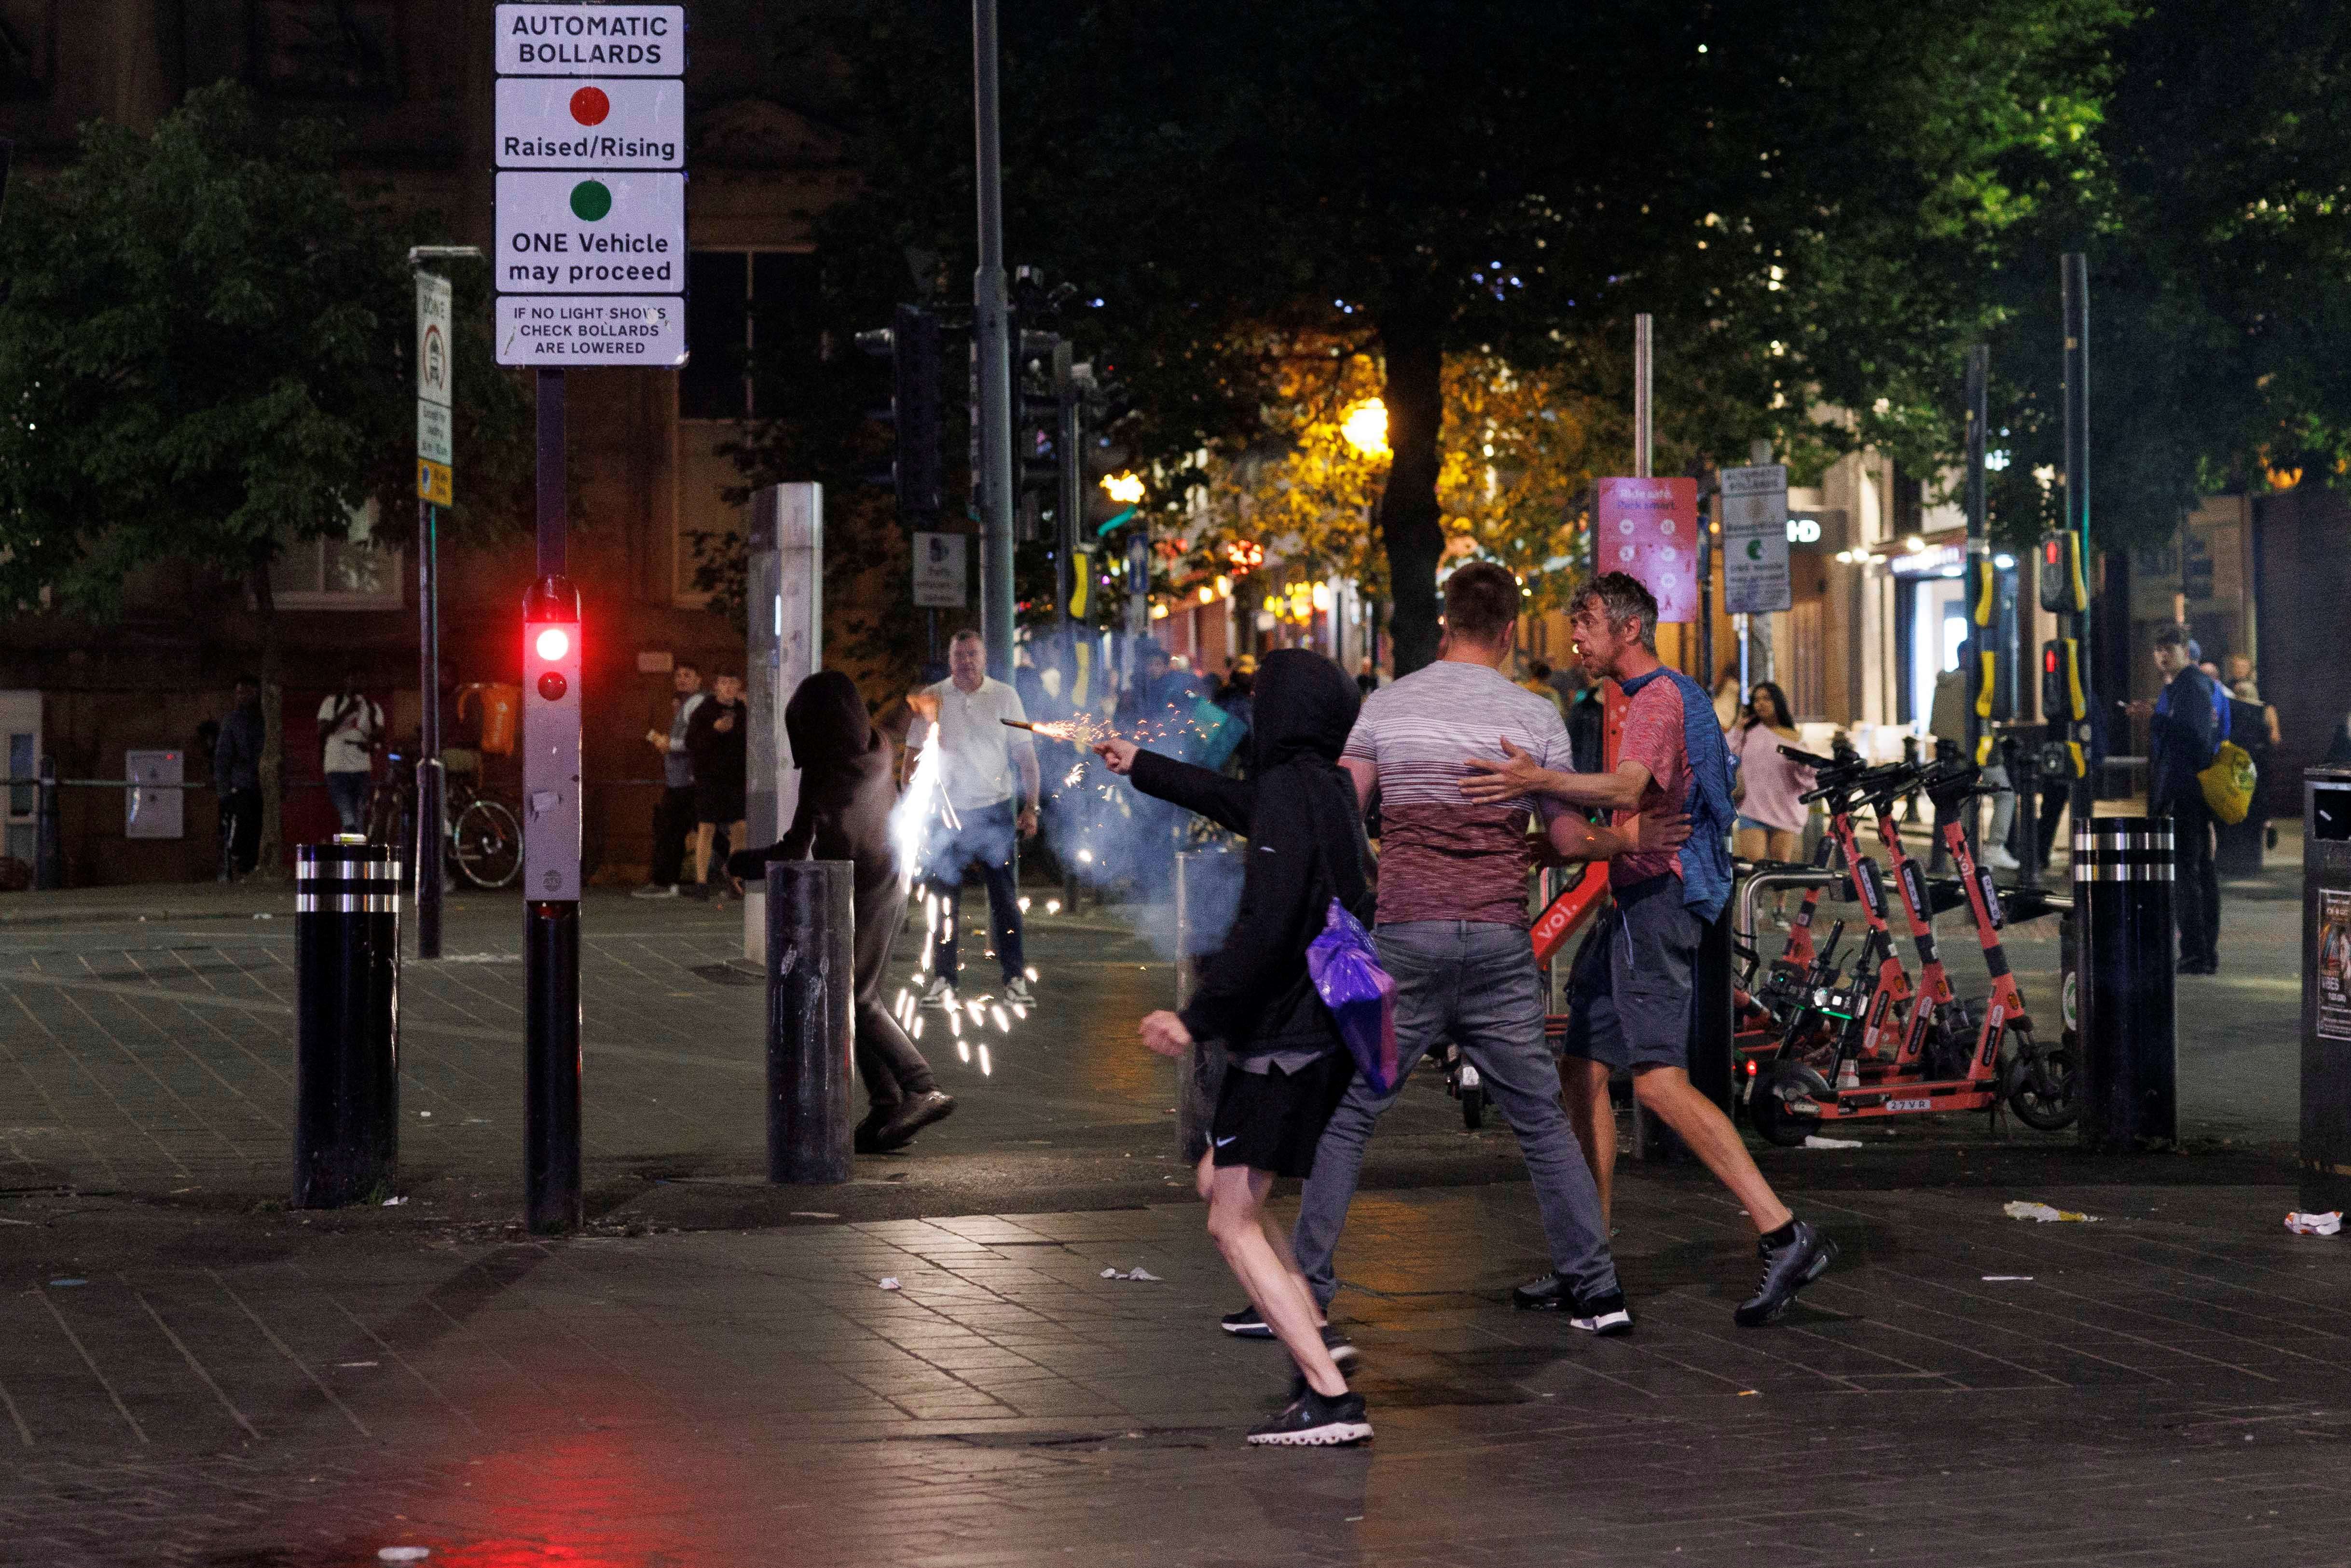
{"left": 1983, "top": 847, "right": 2021, "bottom": 871}
{"left": 1003, "top": 976, "right": 1034, "bottom": 1006}
{"left": 631, "top": 883, "right": 679, "bottom": 900}
{"left": 921, "top": 977, "right": 959, "bottom": 1010}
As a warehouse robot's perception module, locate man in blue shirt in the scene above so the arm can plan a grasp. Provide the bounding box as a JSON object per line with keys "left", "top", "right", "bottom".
{"left": 2127, "top": 624, "right": 2224, "bottom": 973}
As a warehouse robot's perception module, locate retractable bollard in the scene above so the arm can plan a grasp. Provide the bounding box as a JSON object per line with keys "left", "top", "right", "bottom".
{"left": 2074, "top": 817, "right": 2177, "bottom": 1150}
{"left": 2299, "top": 768, "right": 2351, "bottom": 1212}
{"left": 765, "top": 860, "right": 854, "bottom": 1183}
{"left": 1174, "top": 846, "right": 1241, "bottom": 1163}
{"left": 293, "top": 839, "right": 401, "bottom": 1206}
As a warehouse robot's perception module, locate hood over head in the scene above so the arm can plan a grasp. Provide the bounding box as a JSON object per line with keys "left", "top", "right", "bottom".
{"left": 1249, "top": 648, "right": 1359, "bottom": 772}
{"left": 784, "top": 671, "right": 880, "bottom": 778}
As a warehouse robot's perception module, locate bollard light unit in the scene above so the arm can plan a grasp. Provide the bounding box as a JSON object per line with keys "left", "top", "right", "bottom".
{"left": 522, "top": 575, "right": 583, "bottom": 1232}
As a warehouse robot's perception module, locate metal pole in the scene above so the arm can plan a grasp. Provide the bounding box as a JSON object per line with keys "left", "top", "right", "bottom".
{"left": 2061, "top": 255, "right": 2094, "bottom": 828}
{"left": 415, "top": 500, "right": 444, "bottom": 957}
{"left": 1963, "top": 346, "right": 1987, "bottom": 770}
{"left": 1632, "top": 314, "right": 1653, "bottom": 479}
{"left": 765, "top": 860, "right": 854, "bottom": 1183}
{"left": 31, "top": 754, "right": 59, "bottom": 890}
{"left": 972, "top": 0, "right": 1015, "bottom": 683}
{"left": 1697, "top": 494, "right": 1714, "bottom": 684}
{"left": 1057, "top": 364, "right": 1082, "bottom": 641}
{"left": 524, "top": 366, "right": 580, "bottom": 1234}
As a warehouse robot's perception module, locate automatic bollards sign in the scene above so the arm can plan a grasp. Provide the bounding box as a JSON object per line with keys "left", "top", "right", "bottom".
{"left": 493, "top": 4, "right": 688, "bottom": 367}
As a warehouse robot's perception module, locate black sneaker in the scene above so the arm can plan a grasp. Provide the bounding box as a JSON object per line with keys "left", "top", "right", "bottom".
{"left": 1511, "top": 1272, "right": 1574, "bottom": 1310}
{"left": 1221, "top": 1305, "right": 1275, "bottom": 1338}
{"left": 1734, "top": 1220, "right": 1836, "bottom": 1327}
{"left": 1246, "top": 1388, "right": 1372, "bottom": 1447}
{"left": 1568, "top": 1289, "right": 1634, "bottom": 1336}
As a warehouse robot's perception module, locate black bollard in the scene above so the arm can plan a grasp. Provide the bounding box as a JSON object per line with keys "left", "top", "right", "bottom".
{"left": 765, "top": 860, "right": 854, "bottom": 1183}
{"left": 523, "top": 898, "right": 581, "bottom": 1231}
{"left": 2074, "top": 816, "right": 2177, "bottom": 1150}
{"left": 292, "top": 839, "right": 401, "bottom": 1206}
{"left": 2299, "top": 768, "right": 2351, "bottom": 1212}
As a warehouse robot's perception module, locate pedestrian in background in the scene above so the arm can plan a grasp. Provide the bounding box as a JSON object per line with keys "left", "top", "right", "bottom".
{"left": 1520, "top": 659, "right": 1567, "bottom": 722}
{"left": 908, "top": 630, "right": 1039, "bottom": 1009}
{"left": 316, "top": 668, "right": 382, "bottom": 834}
{"left": 687, "top": 671, "right": 748, "bottom": 901}
{"left": 732, "top": 672, "right": 955, "bottom": 1153}
{"left": 1730, "top": 680, "right": 1813, "bottom": 873}
{"left": 2128, "top": 623, "right": 2225, "bottom": 973}
{"left": 634, "top": 662, "right": 705, "bottom": 900}
{"left": 214, "top": 673, "right": 264, "bottom": 880}
{"left": 1097, "top": 648, "right": 1374, "bottom": 1447}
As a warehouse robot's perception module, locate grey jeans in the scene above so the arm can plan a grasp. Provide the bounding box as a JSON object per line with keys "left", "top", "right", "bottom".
{"left": 1292, "top": 920, "right": 1619, "bottom": 1307}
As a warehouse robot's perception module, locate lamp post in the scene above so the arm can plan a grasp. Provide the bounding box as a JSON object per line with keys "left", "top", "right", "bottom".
{"left": 406, "top": 244, "right": 481, "bottom": 961}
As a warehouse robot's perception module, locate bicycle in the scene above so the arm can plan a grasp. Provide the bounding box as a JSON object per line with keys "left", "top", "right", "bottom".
{"left": 364, "top": 748, "right": 523, "bottom": 890}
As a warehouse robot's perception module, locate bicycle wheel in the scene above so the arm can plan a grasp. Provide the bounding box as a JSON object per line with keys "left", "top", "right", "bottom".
{"left": 452, "top": 798, "right": 522, "bottom": 889}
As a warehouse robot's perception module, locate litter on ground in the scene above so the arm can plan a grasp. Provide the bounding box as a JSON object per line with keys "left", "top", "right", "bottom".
{"left": 877, "top": 1277, "right": 901, "bottom": 1290}
{"left": 2284, "top": 1210, "right": 2342, "bottom": 1236}
{"left": 1100, "top": 1267, "right": 1162, "bottom": 1282}
{"left": 1803, "top": 1135, "right": 1863, "bottom": 1149}
{"left": 2004, "top": 1200, "right": 2098, "bottom": 1223}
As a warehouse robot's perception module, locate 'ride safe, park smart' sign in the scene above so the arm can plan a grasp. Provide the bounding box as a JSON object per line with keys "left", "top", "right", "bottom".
{"left": 493, "top": 4, "right": 688, "bottom": 368}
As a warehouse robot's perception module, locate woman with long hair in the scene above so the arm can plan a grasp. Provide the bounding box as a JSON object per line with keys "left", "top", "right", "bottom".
{"left": 1730, "top": 681, "right": 1813, "bottom": 867}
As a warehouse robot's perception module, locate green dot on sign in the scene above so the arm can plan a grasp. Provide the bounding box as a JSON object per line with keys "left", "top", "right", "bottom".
{"left": 569, "top": 180, "right": 612, "bottom": 221}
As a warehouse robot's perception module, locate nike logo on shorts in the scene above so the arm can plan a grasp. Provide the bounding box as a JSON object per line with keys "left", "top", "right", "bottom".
{"left": 1213, "top": 1135, "right": 1238, "bottom": 1147}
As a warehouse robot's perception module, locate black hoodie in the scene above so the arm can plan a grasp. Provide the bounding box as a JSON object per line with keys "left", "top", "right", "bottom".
{"left": 1128, "top": 649, "right": 1369, "bottom": 1061}
{"left": 729, "top": 671, "right": 900, "bottom": 926}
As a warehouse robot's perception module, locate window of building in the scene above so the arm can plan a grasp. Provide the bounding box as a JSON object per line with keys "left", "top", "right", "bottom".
{"left": 679, "top": 250, "right": 818, "bottom": 422}
{"left": 268, "top": 500, "right": 402, "bottom": 610}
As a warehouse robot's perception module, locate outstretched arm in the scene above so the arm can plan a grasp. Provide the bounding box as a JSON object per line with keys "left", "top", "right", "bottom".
{"left": 1462, "top": 736, "right": 1650, "bottom": 812}
{"left": 1547, "top": 808, "right": 1688, "bottom": 863}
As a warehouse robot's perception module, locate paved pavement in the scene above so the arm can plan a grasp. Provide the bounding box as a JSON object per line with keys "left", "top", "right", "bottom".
{"left": 3, "top": 1173, "right": 2348, "bottom": 1566}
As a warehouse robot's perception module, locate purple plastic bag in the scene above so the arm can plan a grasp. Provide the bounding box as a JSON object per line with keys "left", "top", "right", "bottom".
{"left": 1306, "top": 898, "right": 1399, "bottom": 1095}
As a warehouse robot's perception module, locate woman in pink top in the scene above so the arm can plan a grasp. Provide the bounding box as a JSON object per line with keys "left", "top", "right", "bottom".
{"left": 1730, "top": 682, "right": 1814, "bottom": 866}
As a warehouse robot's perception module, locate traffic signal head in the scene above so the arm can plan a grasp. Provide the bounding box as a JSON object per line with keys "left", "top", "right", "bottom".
{"left": 2038, "top": 532, "right": 2088, "bottom": 614}
{"left": 858, "top": 306, "right": 944, "bottom": 521}
{"left": 522, "top": 575, "right": 582, "bottom": 900}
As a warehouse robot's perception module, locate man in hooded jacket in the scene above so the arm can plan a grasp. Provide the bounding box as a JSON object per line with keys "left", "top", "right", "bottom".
{"left": 1095, "top": 648, "right": 1376, "bottom": 1447}
{"left": 730, "top": 672, "right": 954, "bottom": 1153}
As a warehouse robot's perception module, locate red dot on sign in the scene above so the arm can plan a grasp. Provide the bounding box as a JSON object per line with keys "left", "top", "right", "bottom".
{"left": 569, "top": 86, "right": 610, "bottom": 126}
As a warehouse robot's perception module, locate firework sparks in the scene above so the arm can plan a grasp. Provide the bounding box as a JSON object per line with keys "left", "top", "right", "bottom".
{"left": 890, "top": 734, "right": 961, "bottom": 893}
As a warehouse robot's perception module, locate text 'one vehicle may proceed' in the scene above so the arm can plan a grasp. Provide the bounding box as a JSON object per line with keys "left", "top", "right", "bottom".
{"left": 494, "top": 4, "right": 688, "bottom": 368}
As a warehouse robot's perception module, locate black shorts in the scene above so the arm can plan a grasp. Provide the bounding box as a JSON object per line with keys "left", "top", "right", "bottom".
{"left": 1210, "top": 1050, "right": 1354, "bottom": 1179}
{"left": 1562, "top": 872, "right": 1701, "bottom": 1072}
{"left": 695, "top": 781, "right": 746, "bottom": 825}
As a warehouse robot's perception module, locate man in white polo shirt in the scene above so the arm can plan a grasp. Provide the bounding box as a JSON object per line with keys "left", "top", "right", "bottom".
{"left": 907, "top": 630, "right": 1040, "bottom": 1008}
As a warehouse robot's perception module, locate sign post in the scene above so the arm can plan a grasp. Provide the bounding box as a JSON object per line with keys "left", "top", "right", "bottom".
{"left": 1719, "top": 462, "right": 1791, "bottom": 701}
{"left": 494, "top": 2, "right": 687, "bottom": 1234}
{"left": 408, "top": 250, "right": 477, "bottom": 960}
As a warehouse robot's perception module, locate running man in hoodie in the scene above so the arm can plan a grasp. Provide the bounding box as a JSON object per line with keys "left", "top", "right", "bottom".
{"left": 1094, "top": 649, "right": 1376, "bottom": 1447}
{"left": 730, "top": 672, "right": 955, "bottom": 1154}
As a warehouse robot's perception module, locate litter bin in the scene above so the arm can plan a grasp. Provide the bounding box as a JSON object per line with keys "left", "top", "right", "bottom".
{"left": 2300, "top": 767, "right": 2351, "bottom": 1212}
{"left": 292, "top": 838, "right": 401, "bottom": 1206}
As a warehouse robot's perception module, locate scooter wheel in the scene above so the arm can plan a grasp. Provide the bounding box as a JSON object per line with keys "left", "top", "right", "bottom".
{"left": 2005, "top": 1033, "right": 2079, "bottom": 1131}
{"left": 1461, "top": 1085, "right": 1485, "bottom": 1130}
{"left": 1749, "top": 1063, "right": 1823, "bottom": 1147}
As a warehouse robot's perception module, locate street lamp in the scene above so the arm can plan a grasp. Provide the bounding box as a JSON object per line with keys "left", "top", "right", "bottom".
{"left": 1341, "top": 399, "right": 1390, "bottom": 457}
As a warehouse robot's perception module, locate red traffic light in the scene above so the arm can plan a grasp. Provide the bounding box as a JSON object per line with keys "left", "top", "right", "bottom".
{"left": 534, "top": 627, "right": 571, "bottom": 662}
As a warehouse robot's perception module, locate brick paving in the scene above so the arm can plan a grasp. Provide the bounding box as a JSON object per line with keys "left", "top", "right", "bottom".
{"left": 0, "top": 1177, "right": 2347, "bottom": 1566}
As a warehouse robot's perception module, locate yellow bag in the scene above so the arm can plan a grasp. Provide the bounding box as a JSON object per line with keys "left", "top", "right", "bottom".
{"left": 2198, "top": 739, "right": 2256, "bottom": 825}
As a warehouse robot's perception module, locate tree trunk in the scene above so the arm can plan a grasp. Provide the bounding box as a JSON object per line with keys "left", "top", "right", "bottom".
{"left": 1375, "top": 320, "right": 1445, "bottom": 676}
{"left": 249, "top": 563, "right": 289, "bottom": 881}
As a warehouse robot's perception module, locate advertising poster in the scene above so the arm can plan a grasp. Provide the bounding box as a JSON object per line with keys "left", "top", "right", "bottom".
{"left": 1595, "top": 477, "right": 1700, "bottom": 623}
{"left": 2319, "top": 890, "right": 2351, "bottom": 1043}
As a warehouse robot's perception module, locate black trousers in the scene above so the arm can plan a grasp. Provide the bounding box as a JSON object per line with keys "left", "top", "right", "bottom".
{"left": 219, "top": 787, "right": 261, "bottom": 878}
{"left": 650, "top": 784, "right": 697, "bottom": 887}
{"left": 2171, "top": 793, "right": 2221, "bottom": 966}
{"left": 853, "top": 876, "right": 935, "bottom": 1112}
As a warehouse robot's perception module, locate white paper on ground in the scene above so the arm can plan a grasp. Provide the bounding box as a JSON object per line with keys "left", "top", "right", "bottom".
{"left": 878, "top": 1277, "right": 901, "bottom": 1290}
{"left": 1803, "top": 1135, "right": 1863, "bottom": 1149}
{"left": 2284, "top": 1211, "right": 2343, "bottom": 1236}
{"left": 2004, "top": 1200, "right": 2097, "bottom": 1223}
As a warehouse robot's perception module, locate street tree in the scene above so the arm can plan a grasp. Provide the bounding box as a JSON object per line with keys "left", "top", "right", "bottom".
{"left": 0, "top": 83, "right": 529, "bottom": 868}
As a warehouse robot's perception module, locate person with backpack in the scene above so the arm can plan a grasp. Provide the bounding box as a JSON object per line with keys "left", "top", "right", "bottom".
{"left": 2127, "top": 624, "right": 2225, "bottom": 974}
{"left": 1094, "top": 648, "right": 1375, "bottom": 1447}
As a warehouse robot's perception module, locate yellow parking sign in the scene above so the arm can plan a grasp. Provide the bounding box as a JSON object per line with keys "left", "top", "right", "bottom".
{"left": 417, "top": 458, "right": 453, "bottom": 505}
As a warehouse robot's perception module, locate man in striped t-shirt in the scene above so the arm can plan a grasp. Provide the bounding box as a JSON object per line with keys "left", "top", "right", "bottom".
{"left": 1223, "top": 563, "right": 1683, "bottom": 1342}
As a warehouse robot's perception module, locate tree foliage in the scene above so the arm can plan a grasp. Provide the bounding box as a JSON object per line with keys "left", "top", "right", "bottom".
{"left": 0, "top": 83, "right": 529, "bottom": 615}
